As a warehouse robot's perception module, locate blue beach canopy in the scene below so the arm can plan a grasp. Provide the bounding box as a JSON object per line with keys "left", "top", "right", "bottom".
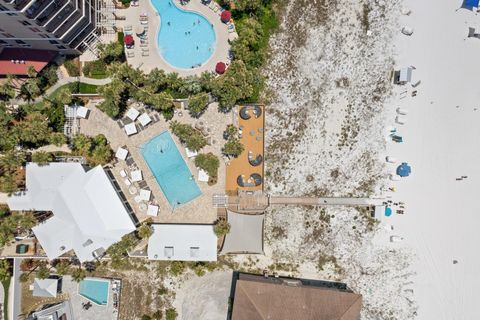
{"left": 396, "top": 162, "right": 412, "bottom": 177}
{"left": 385, "top": 207, "right": 392, "bottom": 217}
{"left": 465, "top": 0, "right": 479, "bottom": 8}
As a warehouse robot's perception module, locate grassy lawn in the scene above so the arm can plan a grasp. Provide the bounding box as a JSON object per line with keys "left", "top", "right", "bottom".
{"left": 2, "top": 276, "right": 10, "bottom": 320}
{"left": 32, "top": 82, "right": 102, "bottom": 109}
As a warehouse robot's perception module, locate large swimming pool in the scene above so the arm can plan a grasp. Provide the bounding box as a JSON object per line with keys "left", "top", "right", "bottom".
{"left": 79, "top": 278, "right": 109, "bottom": 305}
{"left": 141, "top": 131, "right": 202, "bottom": 207}
{"left": 151, "top": 0, "right": 216, "bottom": 69}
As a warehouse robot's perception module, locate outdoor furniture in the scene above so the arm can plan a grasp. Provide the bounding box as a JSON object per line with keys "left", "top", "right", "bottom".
{"left": 138, "top": 113, "right": 152, "bottom": 127}
{"left": 124, "top": 178, "right": 132, "bottom": 186}
{"left": 134, "top": 195, "right": 143, "bottom": 203}
{"left": 147, "top": 204, "right": 159, "bottom": 216}
{"left": 198, "top": 169, "right": 209, "bottom": 182}
{"left": 131, "top": 169, "right": 143, "bottom": 182}
{"left": 128, "top": 186, "right": 137, "bottom": 195}
{"left": 139, "top": 189, "right": 151, "bottom": 201}
{"left": 139, "top": 202, "right": 148, "bottom": 211}
{"left": 124, "top": 123, "right": 137, "bottom": 136}
{"left": 76, "top": 106, "right": 89, "bottom": 119}
{"left": 185, "top": 148, "right": 198, "bottom": 158}
{"left": 115, "top": 147, "right": 129, "bottom": 160}
{"left": 126, "top": 107, "right": 140, "bottom": 121}
{"left": 120, "top": 169, "right": 127, "bottom": 178}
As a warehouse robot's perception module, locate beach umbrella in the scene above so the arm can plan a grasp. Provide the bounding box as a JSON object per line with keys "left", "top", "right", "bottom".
{"left": 124, "top": 34, "right": 134, "bottom": 45}
{"left": 215, "top": 62, "right": 226, "bottom": 74}
{"left": 396, "top": 162, "right": 411, "bottom": 177}
{"left": 221, "top": 10, "right": 231, "bottom": 23}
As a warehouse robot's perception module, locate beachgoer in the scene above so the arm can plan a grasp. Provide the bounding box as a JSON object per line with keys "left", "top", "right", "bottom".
{"left": 167, "top": 21, "right": 171, "bottom": 26}
{"left": 196, "top": 46, "right": 198, "bottom": 50}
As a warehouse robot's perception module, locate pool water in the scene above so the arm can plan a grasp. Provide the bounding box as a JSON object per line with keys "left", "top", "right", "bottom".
{"left": 141, "top": 131, "right": 202, "bottom": 207}
{"left": 151, "top": 0, "right": 216, "bottom": 69}
{"left": 79, "top": 278, "right": 109, "bottom": 305}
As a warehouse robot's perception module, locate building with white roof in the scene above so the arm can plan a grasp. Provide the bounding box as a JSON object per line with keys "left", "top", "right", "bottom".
{"left": 148, "top": 224, "right": 217, "bottom": 261}
{"left": 33, "top": 278, "right": 59, "bottom": 298}
{"left": 7, "top": 163, "right": 137, "bottom": 262}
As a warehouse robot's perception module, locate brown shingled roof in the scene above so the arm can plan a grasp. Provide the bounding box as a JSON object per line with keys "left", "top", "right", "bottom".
{"left": 231, "top": 278, "right": 362, "bottom": 320}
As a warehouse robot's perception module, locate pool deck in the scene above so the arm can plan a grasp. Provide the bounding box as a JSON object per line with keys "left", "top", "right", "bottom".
{"left": 62, "top": 276, "right": 119, "bottom": 320}
{"left": 116, "top": 0, "right": 231, "bottom": 76}
{"left": 79, "top": 100, "right": 231, "bottom": 224}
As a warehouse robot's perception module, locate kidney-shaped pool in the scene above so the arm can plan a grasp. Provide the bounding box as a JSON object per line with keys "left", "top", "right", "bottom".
{"left": 151, "top": 0, "right": 216, "bottom": 69}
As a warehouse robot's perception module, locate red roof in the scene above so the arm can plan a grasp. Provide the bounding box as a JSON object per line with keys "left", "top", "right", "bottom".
{"left": 124, "top": 34, "right": 134, "bottom": 45}
{"left": 221, "top": 10, "right": 231, "bottom": 23}
{"left": 0, "top": 48, "right": 56, "bottom": 76}
{"left": 215, "top": 62, "right": 226, "bottom": 74}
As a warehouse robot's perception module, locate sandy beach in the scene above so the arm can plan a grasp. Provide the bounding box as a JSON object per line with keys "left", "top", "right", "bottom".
{"left": 377, "top": 0, "right": 480, "bottom": 319}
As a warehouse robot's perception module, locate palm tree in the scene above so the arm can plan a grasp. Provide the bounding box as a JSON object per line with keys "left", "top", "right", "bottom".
{"left": 31, "top": 151, "right": 53, "bottom": 166}
{"left": 0, "top": 259, "right": 11, "bottom": 282}
{"left": 71, "top": 267, "right": 86, "bottom": 282}
{"left": 55, "top": 261, "right": 70, "bottom": 276}
{"left": 36, "top": 264, "right": 50, "bottom": 279}
{"left": 19, "top": 273, "right": 29, "bottom": 283}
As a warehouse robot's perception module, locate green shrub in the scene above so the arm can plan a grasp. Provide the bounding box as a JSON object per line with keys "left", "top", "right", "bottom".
{"left": 64, "top": 59, "right": 80, "bottom": 76}
{"left": 165, "top": 308, "right": 177, "bottom": 320}
{"left": 194, "top": 153, "right": 219, "bottom": 178}
{"left": 223, "top": 138, "right": 244, "bottom": 157}
{"left": 169, "top": 121, "right": 207, "bottom": 152}
{"left": 213, "top": 219, "right": 231, "bottom": 237}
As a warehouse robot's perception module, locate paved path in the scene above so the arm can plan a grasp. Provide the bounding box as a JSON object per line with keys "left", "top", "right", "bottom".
{"left": 10, "top": 258, "right": 21, "bottom": 320}
{"left": 269, "top": 196, "right": 384, "bottom": 207}
{"left": 11, "top": 76, "right": 111, "bottom": 105}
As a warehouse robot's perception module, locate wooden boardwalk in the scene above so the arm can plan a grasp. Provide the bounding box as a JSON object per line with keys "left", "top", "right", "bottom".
{"left": 224, "top": 192, "right": 384, "bottom": 213}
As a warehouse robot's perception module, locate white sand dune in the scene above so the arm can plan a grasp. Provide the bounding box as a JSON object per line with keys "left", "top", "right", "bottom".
{"left": 378, "top": 0, "right": 480, "bottom": 319}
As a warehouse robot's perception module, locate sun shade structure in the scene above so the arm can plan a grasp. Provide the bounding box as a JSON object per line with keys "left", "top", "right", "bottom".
{"left": 124, "top": 34, "right": 134, "bottom": 45}
{"left": 396, "top": 162, "right": 411, "bottom": 177}
{"left": 7, "top": 163, "right": 136, "bottom": 262}
{"left": 221, "top": 10, "right": 231, "bottom": 23}
{"left": 148, "top": 224, "right": 217, "bottom": 261}
{"left": 115, "top": 147, "right": 129, "bottom": 160}
{"left": 216, "top": 62, "right": 226, "bottom": 74}
{"left": 76, "top": 106, "right": 89, "bottom": 119}
{"left": 464, "top": 0, "right": 480, "bottom": 8}
{"left": 124, "top": 123, "right": 137, "bottom": 136}
{"left": 138, "top": 113, "right": 152, "bottom": 127}
{"left": 221, "top": 211, "right": 264, "bottom": 254}
{"left": 33, "top": 278, "right": 59, "bottom": 298}
{"left": 231, "top": 273, "right": 362, "bottom": 320}
{"left": 126, "top": 107, "right": 140, "bottom": 121}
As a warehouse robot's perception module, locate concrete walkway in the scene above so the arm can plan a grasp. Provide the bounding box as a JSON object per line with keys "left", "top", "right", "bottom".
{"left": 10, "top": 76, "right": 112, "bottom": 105}
{"left": 10, "top": 258, "right": 21, "bottom": 320}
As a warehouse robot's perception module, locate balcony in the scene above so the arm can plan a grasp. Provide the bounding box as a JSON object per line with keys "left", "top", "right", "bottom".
{"left": 44, "top": 1, "right": 75, "bottom": 32}
{"left": 25, "top": 0, "right": 50, "bottom": 19}
{"left": 14, "top": 0, "right": 33, "bottom": 11}
{"left": 33, "top": 0, "right": 67, "bottom": 25}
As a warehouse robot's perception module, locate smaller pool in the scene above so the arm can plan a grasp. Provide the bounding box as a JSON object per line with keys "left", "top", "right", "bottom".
{"left": 79, "top": 278, "right": 109, "bottom": 305}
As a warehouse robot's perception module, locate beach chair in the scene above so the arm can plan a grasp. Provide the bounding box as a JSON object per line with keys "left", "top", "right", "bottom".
{"left": 124, "top": 25, "right": 132, "bottom": 31}
{"left": 142, "top": 52, "right": 150, "bottom": 57}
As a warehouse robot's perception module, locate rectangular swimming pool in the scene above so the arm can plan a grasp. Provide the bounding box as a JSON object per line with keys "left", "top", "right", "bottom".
{"left": 141, "top": 131, "right": 202, "bottom": 207}
{"left": 79, "top": 278, "right": 109, "bottom": 305}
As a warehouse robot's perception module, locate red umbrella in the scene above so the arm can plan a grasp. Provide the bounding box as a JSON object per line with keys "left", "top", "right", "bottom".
{"left": 215, "top": 62, "right": 226, "bottom": 74}
{"left": 124, "top": 34, "right": 134, "bottom": 45}
{"left": 221, "top": 10, "right": 231, "bottom": 23}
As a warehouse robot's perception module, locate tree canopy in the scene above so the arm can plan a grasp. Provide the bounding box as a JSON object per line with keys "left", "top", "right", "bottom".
{"left": 194, "top": 153, "right": 220, "bottom": 178}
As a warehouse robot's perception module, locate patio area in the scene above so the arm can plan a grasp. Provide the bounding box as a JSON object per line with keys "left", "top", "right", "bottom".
{"left": 114, "top": 0, "right": 232, "bottom": 75}
{"left": 225, "top": 105, "right": 265, "bottom": 194}
{"left": 79, "top": 100, "right": 231, "bottom": 224}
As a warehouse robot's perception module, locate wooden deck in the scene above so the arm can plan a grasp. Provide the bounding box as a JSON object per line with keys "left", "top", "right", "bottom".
{"left": 225, "top": 105, "right": 265, "bottom": 194}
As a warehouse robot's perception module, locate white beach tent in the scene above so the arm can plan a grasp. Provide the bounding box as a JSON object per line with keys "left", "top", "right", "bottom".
{"left": 147, "top": 224, "right": 217, "bottom": 261}
{"left": 398, "top": 67, "right": 413, "bottom": 84}
{"left": 126, "top": 107, "right": 140, "bottom": 121}
{"left": 115, "top": 147, "right": 129, "bottom": 160}
{"left": 124, "top": 123, "right": 137, "bottom": 136}
{"left": 7, "top": 163, "right": 136, "bottom": 262}
{"left": 138, "top": 113, "right": 152, "bottom": 127}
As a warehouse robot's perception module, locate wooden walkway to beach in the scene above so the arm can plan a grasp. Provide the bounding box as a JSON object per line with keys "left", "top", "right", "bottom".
{"left": 223, "top": 192, "right": 384, "bottom": 213}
